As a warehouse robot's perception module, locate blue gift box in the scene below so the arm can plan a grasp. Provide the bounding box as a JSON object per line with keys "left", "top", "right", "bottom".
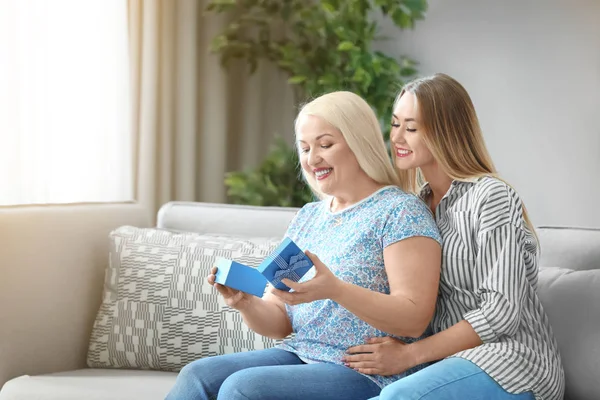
{"left": 257, "top": 237, "right": 313, "bottom": 291}
{"left": 214, "top": 258, "right": 268, "bottom": 297}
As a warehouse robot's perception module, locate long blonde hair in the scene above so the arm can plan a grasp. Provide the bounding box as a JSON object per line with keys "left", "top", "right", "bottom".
{"left": 394, "top": 73, "right": 536, "bottom": 233}
{"left": 295, "top": 91, "right": 400, "bottom": 199}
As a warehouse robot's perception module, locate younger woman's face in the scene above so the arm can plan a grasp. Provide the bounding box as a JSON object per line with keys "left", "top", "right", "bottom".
{"left": 389, "top": 92, "right": 435, "bottom": 170}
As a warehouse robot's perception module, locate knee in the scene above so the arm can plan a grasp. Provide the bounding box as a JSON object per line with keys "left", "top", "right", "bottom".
{"left": 166, "top": 359, "right": 214, "bottom": 400}
{"left": 218, "top": 370, "right": 261, "bottom": 400}
{"left": 177, "top": 358, "right": 210, "bottom": 384}
{"left": 379, "top": 381, "right": 418, "bottom": 400}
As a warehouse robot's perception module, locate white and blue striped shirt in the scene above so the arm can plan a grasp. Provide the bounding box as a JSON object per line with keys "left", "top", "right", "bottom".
{"left": 422, "top": 176, "right": 565, "bottom": 400}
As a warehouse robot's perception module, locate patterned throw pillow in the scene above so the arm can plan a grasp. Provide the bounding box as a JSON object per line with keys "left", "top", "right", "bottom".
{"left": 87, "top": 226, "right": 283, "bottom": 371}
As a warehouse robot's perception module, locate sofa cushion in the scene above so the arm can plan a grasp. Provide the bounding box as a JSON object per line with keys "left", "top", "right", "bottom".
{"left": 0, "top": 369, "right": 176, "bottom": 400}
{"left": 87, "top": 226, "right": 282, "bottom": 372}
{"left": 537, "top": 266, "right": 600, "bottom": 400}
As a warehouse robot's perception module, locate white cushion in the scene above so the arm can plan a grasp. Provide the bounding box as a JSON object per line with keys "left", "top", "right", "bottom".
{"left": 0, "top": 369, "right": 176, "bottom": 400}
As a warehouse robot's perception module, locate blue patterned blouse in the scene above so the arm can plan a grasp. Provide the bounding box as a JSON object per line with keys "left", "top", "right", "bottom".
{"left": 277, "top": 185, "right": 441, "bottom": 388}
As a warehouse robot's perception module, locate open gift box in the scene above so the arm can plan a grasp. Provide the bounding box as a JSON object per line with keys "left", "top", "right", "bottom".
{"left": 215, "top": 237, "right": 313, "bottom": 296}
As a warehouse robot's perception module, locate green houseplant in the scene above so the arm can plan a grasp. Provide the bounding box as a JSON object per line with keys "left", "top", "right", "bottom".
{"left": 206, "top": 0, "right": 427, "bottom": 207}
{"left": 224, "top": 137, "right": 315, "bottom": 207}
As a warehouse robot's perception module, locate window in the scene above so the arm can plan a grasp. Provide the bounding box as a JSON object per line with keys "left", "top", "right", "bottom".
{"left": 0, "top": 0, "right": 133, "bottom": 206}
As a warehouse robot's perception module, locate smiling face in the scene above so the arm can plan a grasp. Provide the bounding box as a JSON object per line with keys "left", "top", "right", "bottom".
{"left": 390, "top": 91, "right": 435, "bottom": 171}
{"left": 296, "top": 114, "right": 366, "bottom": 197}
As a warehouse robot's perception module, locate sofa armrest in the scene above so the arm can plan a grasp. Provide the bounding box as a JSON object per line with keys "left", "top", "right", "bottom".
{"left": 0, "top": 203, "right": 150, "bottom": 388}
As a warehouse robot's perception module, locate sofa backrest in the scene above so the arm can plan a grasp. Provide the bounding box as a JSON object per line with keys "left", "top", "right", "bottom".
{"left": 537, "top": 226, "right": 600, "bottom": 271}
{"left": 157, "top": 201, "right": 298, "bottom": 238}
{"left": 156, "top": 203, "right": 600, "bottom": 400}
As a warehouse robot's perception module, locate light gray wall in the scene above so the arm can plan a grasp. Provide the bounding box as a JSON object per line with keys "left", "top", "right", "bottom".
{"left": 376, "top": 0, "right": 600, "bottom": 228}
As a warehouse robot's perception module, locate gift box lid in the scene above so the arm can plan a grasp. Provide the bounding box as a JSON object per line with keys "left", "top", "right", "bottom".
{"left": 257, "top": 237, "right": 313, "bottom": 291}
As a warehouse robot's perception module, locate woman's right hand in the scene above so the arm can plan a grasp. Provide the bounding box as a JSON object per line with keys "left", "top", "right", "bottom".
{"left": 343, "top": 337, "right": 417, "bottom": 376}
{"left": 207, "top": 266, "right": 253, "bottom": 310}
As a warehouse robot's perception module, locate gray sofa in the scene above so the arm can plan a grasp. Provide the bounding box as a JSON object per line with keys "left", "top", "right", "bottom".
{"left": 0, "top": 201, "right": 598, "bottom": 400}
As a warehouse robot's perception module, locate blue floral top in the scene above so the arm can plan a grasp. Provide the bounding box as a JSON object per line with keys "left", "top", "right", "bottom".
{"left": 277, "top": 185, "right": 441, "bottom": 388}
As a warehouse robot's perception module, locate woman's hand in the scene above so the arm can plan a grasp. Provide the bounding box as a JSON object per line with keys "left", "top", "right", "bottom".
{"left": 343, "top": 337, "right": 418, "bottom": 376}
{"left": 207, "top": 266, "right": 253, "bottom": 311}
{"left": 270, "top": 250, "right": 344, "bottom": 305}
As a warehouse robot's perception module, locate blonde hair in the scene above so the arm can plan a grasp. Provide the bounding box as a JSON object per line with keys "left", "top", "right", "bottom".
{"left": 295, "top": 91, "right": 400, "bottom": 199}
{"left": 394, "top": 73, "right": 536, "bottom": 233}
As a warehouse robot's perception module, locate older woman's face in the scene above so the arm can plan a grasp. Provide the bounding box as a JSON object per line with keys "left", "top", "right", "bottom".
{"left": 296, "top": 115, "right": 363, "bottom": 197}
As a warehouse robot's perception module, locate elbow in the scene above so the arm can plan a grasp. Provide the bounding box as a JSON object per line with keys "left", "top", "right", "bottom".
{"left": 475, "top": 298, "right": 521, "bottom": 341}
{"left": 390, "top": 315, "right": 434, "bottom": 339}
{"left": 388, "top": 325, "right": 429, "bottom": 339}
{"left": 403, "top": 321, "right": 433, "bottom": 339}
{"left": 267, "top": 326, "right": 293, "bottom": 340}
{"left": 269, "top": 332, "right": 290, "bottom": 340}
{"left": 493, "top": 311, "right": 520, "bottom": 338}
{"left": 389, "top": 300, "right": 436, "bottom": 338}
{"left": 487, "top": 297, "right": 522, "bottom": 337}
{"left": 408, "top": 306, "right": 436, "bottom": 338}
{"left": 267, "top": 334, "right": 285, "bottom": 340}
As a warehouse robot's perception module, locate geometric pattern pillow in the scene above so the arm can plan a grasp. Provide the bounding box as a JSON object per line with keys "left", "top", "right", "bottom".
{"left": 87, "top": 226, "right": 283, "bottom": 372}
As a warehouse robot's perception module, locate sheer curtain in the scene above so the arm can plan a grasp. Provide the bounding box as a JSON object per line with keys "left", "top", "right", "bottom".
{"left": 129, "top": 0, "right": 296, "bottom": 219}
{"left": 0, "top": 0, "right": 133, "bottom": 206}
{"left": 0, "top": 0, "right": 296, "bottom": 212}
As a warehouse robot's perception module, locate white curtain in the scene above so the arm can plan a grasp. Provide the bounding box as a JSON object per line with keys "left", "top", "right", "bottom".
{"left": 129, "top": 0, "right": 296, "bottom": 220}
{"left": 0, "top": 0, "right": 296, "bottom": 213}
{"left": 0, "top": 0, "right": 133, "bottom": 206}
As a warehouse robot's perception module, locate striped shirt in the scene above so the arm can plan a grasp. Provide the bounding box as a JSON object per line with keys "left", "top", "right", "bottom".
{"left": 422, "top": 176, "right": 565, "bottom": 400}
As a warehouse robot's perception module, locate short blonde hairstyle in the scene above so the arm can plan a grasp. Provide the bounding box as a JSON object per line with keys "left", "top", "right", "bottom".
{"left": 295, "top": 91, "right": 400, "bottom": 198}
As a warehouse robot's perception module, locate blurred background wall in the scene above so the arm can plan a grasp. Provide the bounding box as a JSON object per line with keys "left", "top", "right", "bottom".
{"left": 376, "top": 0, "right": 600, "bottom": 227}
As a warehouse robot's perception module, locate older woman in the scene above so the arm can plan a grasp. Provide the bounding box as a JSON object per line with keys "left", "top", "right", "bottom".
{"left": 165, "top": 91, "right": 442, "bottom": 400}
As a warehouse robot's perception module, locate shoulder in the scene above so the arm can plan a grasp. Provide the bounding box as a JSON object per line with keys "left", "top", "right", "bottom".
{"left": 285, "top": 200, "right": 324, "bottom": 238}
{"left": 471, "top": 176, "right": 523, "bottom": 210}
{"left": 299, "top": 199, "right": 323, "bottom": 212}
{"left": 376, "top": 186, "right": 430, "bottom": 212}
{"left": 470, "top": 176, "right": 525, "bottom": 230}
{"left": 377, "top": 187, "right": 440, "bottom": 245}
{"left": 365, "top": 187, "right": 434, "bottom": 224}
{"left": 378, "top": 187, "right": 438, "bottom": 228}
{"left": 293, "top": 199, "right": 324, "bottom": 220}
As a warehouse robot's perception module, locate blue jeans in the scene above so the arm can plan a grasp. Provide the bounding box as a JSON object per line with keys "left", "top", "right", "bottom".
{"left": 165, "top": 348, "right": 381, "bottom": 400}
{"left": 370, "top": 357, "right": 535, "bottom": 400}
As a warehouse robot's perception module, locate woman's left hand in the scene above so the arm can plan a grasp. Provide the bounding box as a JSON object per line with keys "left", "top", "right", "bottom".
{"left": 270, "top": 250, "right": 343, "bottom": 305}
{"left": 343, "top": 337, "right": 417, "bottom": 376}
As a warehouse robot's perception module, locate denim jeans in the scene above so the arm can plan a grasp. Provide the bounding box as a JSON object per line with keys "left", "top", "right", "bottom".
{"left": 370, "top": 357, "right": 535, "bottom": 400}
{"left": 165, "top": 348, "right": 381, "bottom": 400}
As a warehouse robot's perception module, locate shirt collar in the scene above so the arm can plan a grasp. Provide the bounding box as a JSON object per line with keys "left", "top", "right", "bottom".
{"left": 419, "top": 177, "right": 480, "bottom": 200}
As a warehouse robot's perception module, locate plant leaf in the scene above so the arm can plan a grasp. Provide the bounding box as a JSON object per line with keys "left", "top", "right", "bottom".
{"left": 288, "top": 76, "right": 307, "bottom": 84}
{"left": 337, "top": 41, "right": 356, "bottom": 51}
